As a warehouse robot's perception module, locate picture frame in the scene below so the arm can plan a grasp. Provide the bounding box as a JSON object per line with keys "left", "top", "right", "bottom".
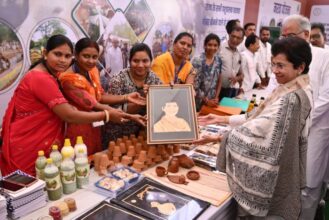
{"left": 147, "top": 84, "right": 199, "bottom": 144}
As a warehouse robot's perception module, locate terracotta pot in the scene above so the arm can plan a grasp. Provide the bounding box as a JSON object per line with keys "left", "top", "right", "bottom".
{"left": 93, "top": 152, "right": 103, "bottom": 172}
{"left": 187, "top": 170, "right": 200, "bottom": 180}
{"left": 113, "top": 145, "right": 122, "bottom": 157}
{"left": 130, "top": 134, "right": 136, "bottom": 139}
{"left": 166, "top": 145, "right": 174, "bottom": 155}
{"left": 116, "top": 138, "right": 123, "bottom": 145}
{"left": 119, "top": 143, "right": 127, "bottom": 154}
{"left": 121, "top": 155, "right": 133, "bottom": 166}
{"left": 167, "top": 174, "right": 188, "bottom": 185}
{"left": 173, "top": 144, "right": 180, "bottom": 153}
{"left": 155, "top": 166, "right": 167, "bottom": 177}
{"left": 138, "top": 150, "right": 147, "bottom": 162}
{"left": 127, "top": 145, "right": 136, "bottom": 157}
{"left": 177, "top": 154, "right": 195, "bottom": 169}
{"left": 123, "top": 135, "right": 129, "bottom": 141}
{"left": 167, "top": 157, "right": 179, "bottom": 173}
{"left": 135, "top": 143, "right": 142, "bottom": 154}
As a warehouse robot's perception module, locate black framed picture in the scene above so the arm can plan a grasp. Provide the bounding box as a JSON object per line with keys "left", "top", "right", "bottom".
{"left": 111, "top": 178, "right": 210, "bottom": 220}
{"left": 147, "top": 84, "right": 199, "bottom": 144}
{"left": 76, "top": 201, "right": 146, "bottom": 220}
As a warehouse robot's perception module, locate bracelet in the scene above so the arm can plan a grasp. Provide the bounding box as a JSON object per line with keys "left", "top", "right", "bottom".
{"left": 104, "top": 110, "right": 110, "bottom": 123}
{"left": 123, "top": 94, "right": 128, "bottom": 103}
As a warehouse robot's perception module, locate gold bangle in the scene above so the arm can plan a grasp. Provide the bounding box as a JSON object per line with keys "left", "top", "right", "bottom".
{"left": 123, "top": 94, "right": 128, "bottom": 103}
{"left": 104, "top": 110, "right": 109, "bottom": 123}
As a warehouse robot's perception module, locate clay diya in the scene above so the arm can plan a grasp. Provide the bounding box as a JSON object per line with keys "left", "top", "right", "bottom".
{"left": 186, "top": 170, "right": 200, "bottom": 180}
{"left": 167, "top": 157, "right": 179, "bottom": 173}
{"left": 155, "top": 166, "right": 167, "bottom": 177}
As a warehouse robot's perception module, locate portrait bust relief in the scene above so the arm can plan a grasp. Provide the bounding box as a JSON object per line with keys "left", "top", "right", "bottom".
{"left": 153, "top": 102, "right": 191, "bottom": 133}
{"left": 147, "top": 85, "right": 198, "bottom": 144}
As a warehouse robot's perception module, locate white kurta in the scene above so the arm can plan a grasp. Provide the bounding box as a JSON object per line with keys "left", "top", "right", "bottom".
{"left": 306, "top": 45, "right": 329, "bottom": 188}
{"left": 259, "top": 41, "right": 272, "bottom": 77}
{"left": 241, "top": 50, "right": 261, "bottom": 92}
{"left": 105, "top": 46, "right": 123, "bottom": 76}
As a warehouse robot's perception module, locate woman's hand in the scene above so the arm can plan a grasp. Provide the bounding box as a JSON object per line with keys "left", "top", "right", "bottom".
{"left": 107, "top": 108, "right": 129, "bottom": 124}
{"left": 125, "top": 114, "right": 147, "bottom": 126}
{"left": 192, "top": 134, "right": 222, "bottom": 145}
{"left": 206, "top": 98, "right": 219, "bottom": 107}
{"left": 198, "top": 114, "right": 227, "bottom": 126}
{"left": 127, "top": 92, "right": 146, "bottom": 106}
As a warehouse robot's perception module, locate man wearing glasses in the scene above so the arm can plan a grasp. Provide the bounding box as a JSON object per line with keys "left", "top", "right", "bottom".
{"left": 275, "top": 14, "right": 329, "bottom": 220}
{"left": 310, "top": 22, "right": 329, "bottom": 50}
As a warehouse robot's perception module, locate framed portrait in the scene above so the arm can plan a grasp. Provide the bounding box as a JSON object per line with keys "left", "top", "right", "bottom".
{"left": 147, "top": 84, "right": 199, "bottom": 144}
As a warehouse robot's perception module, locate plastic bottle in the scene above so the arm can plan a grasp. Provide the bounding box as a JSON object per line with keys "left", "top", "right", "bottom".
{"left": 75, "top": 149, "right": 90, "bottom": 188}
{"left": 44, "top": 158, "right": 62, "bottom": 201}
{"left": 259, "top": 97, "right": 265, "bottom": 106}
{"left": 61, "top": 138, "right": 75, "bottom": 159}
{"left": 247, "top": 100, "right": 255, "bottom": 112}
{"left": 50, "top": 145, "right": 62, "bottom": 168}
{"left": 60, "top": 152, "right": 77, "bottom": 194}
{"left": 74, "top": 136, "right": 87, "bottom": 157}
{"left": 35, "top": 150, "right": 47, "bottom": 180}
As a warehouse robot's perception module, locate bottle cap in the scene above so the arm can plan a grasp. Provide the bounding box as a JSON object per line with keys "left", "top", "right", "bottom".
{"left": 76, "top": 136, "right": 83, "bottom": 145}
{"left": 38, "top": 150, "right": 45, "bottom": 156}
{"left": 46, "top": 158, "right": 53, "bottom": 164}
{"left": 52, "top": 145, "right": 58, "bottom": 150}
{"left": 64, "top": 138, "right": 71, "bottom": 147}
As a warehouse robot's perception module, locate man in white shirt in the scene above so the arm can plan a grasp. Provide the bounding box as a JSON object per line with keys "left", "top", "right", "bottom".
{"left": 238, "top": 23, "right": 256, "bottom": 52}
{"left": 241, "top": 34, "right": 264, "bottom": 93}
{"left": 279, "top": 14, "right": 329, "bottom": 220}
{"left": 258, "top": 27, "right": 272, "bottom": 84}
{"left": 310, "top": 22, "right": 329, "bottom": 50}
{"left": 104, "top": 37, "right": 123, "bottom": 75}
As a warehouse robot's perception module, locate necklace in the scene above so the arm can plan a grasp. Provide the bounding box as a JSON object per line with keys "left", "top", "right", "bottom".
{"left": 128, "top": 69, "right": 148, "bottom": 89}
{"left": 42, "top": 60, "right": 63, "bottom": 91}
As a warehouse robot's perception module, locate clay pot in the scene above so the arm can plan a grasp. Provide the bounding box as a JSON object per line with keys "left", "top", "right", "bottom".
{"left": 167, "top": 157, "right": 179, "bottom": 173}
{"left": 173, "top": 144, "right": 180, "bottom": 153}
{"left": 187, "top": 171, "right": 200, "bottom": 180}
{"left": 93, "top": 152, "right": 103, "bottom": 172}
{"left": 177, "top": 154, "right": 195, "bottom": 169}
{"left": 127, "top": 145, "right": 136, "bottom": 157}
{"left": 132, "top": 138, "right": 138, "bottom": 146}
{"left": 112, "top": 156, "right": 120, "bottom": 164}
{"left": 166, "top": 145, "right": 174, "bottom": 155}
{"left": 135, "top": 143, "right": 142, "bottom": 154}
{"left": 125, "top": 140, "right": 133, "bottom": 148}
{"left": 162, "top": 153, "right": 170, "bottom": 161}
{"left": 121, "top": 156, "right": 133, "bottom": 166}
{"left": 123, "top": 135, "right": 129, "bottom": 141}
{"left": 116, "top": 138, "right": 123, "bottom": 145}
{"left": 154, "top": 155, "right": 163, "bottom": 163}
{"left": 113, "top": 146, "right": 122, "bottom": 157}
{"left": 98, "top": 154, "right": 112, "bottom": 176}
{"left": 130, "top": 134, "right": 136, "bottom": 139}
{"left": 156, "top": 166, "right": 167, "bottom": 177}
{"left": 167, "top": 175, "right": 188, "bottom": 185}
{"left": 132, "top": 160, "right": 144, "bottom": 170}
{"left": 147, "top": 146, "right": 157, "bottom": 158}
{"left": 119, "top": 143, "right": 127, "bottom": 154}
{"left": 138, "top": 151, "right": 147, "bottom": 162}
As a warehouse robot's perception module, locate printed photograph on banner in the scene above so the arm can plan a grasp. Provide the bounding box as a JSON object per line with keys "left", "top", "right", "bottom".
{"left": 151, "top": 23, "right": 175, "bottom": 58}
{"left": 73, "top": 0, "right": 115, "bottom": 41}
{"left": 0, "top": 0, "right": 29, "bottom": 29}
{"left": 29, "top": 18, "right": 78, "bottom": 65}
{"left": 99, "top": 11, "right": 138, "bottom": 75}
{"left": 0, "top": 21, "right": 24, "bottom": 93}
{"left": 125, "top": 0, "right": 155, "bottom": 42}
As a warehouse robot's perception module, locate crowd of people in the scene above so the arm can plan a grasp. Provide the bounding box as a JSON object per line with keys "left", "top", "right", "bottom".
{"left": 0, "top": 13, "right": 329, "bottom": 220}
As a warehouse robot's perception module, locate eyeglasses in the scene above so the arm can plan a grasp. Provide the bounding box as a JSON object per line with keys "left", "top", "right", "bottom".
{"left": 280, "top": 30, "right": 305, "bottom": 39}
{"left": 271, "top": 62, "right": 289, "bottom": 70}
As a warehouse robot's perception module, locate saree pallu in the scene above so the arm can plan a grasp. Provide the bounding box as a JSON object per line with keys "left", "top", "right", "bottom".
{"left": 152, "top": 52, "right": 192, "bottom": 84}
{"left": 59, "top": 67, "right": 103, "bottom": 155}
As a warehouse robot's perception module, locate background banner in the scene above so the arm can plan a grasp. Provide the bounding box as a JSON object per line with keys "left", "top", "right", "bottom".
{"left": 256, "top": 0, "right": 301, "bottom": 34}
{"left": 310, "top": 5, "right": 329, "bottom": 44}
{"left": 0, "top": 0, "right": 245, "bottom": 124}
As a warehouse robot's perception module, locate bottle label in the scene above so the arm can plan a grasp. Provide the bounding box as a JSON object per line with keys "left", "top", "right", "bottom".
{"left": 60, "top": 170, "right": 76, "bottom": 184}
{"left": 45, "top": 175, "right": 61, "bottom": 191}
{"left": 76, "top": 165, "right": 90, "bottom": 179}
{"left": 36, "top": 168, "right": 44, "bottom": 180}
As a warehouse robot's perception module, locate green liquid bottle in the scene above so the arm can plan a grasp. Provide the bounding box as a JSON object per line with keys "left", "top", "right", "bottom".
{"left": 44, "top": 158, "right": 62, "bottom": 201}
{"left": 50, "top": 144, "right": 62, "bottom": 168}
{"left": 75, "top": 149, "right": 90, "bottom": 189}
{"left": 60, "top": 152, "right": 77, "bottom": 194}
{"left": 35, "top": 150, "right": 47, "bottom": 180}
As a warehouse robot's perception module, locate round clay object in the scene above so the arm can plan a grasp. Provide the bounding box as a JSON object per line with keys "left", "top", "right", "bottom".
{"left": 155, "top": 166, "right": 167, "bottom": 177}
{"left": 167, "top": 157, "right": 179, "bottom": 173}
{"left": 64, "top": 198, "right": 77, "bottom": 212}
{"left": 187, "top": 170, "right": 200, "bottom": 180}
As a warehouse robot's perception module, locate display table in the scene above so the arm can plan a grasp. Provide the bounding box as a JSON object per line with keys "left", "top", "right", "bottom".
{"left": 20, "top": 167, "right": 234, "bottom": 220}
